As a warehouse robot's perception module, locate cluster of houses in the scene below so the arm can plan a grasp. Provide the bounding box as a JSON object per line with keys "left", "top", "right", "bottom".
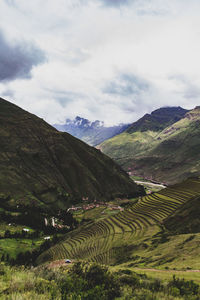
{"left": 109, "top": 206, "right": 124, "bottom": 212}
{"left": 43, "top": 199, "right": 124, "bottom": 229}
{"left": 67, "top": 203, "right": 100, "bottom": 212}
{"left": 67, "top": 202, "right": 124, "bottom": 213}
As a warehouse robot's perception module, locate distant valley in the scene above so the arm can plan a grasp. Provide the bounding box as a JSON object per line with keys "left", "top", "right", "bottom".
{"left": 1, "top": 98, "right": 200, "bottom": 300}
{"left": 53, "top": 116, "right": 129, "bottom": 146}
{"left": 0, "top": 97, "right": 143, "bottom": 227}
{"left": 100, "top": 106, "right": 200, "bottom": 185}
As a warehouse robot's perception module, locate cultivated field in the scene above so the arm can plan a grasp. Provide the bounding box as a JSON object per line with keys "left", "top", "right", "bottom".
{"left": 37, "top": 178, "right": 200, "bottom": 267}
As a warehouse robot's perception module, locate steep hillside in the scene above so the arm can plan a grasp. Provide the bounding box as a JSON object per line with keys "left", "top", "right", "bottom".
{"left": 100, "top": 106, "right": 200, "bottom": 184}
{"left": 53, "top": 116, "right": 129, "bottom": 146}
{"left": 0, "top": 98, "right": 143, "bottom": 215}
{"left": 37, "top": 177, "right": 200, "bottom": 269}
{"left": 127, "top": 106, "right": 188, "bottom": 133}
{"left": 164, "top": 196, "right": 200, "bottom": 234}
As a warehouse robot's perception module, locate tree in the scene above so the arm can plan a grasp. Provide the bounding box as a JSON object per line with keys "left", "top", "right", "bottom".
{"left": 4, "top": 230, "right": 11, "bottom": 238}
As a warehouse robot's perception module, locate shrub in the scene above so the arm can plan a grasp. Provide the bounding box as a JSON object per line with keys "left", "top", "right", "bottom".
{"left": 149, "top": 279, "right": 163, "bottom": 292}
{"left": 168, "top": 275, "right": 199, "bottom": 296}
{"left": 68, "top": 262, "right": 121, "bottom": 300}
{"left": 119, "top": 274, "right": 140, "bottom": 286}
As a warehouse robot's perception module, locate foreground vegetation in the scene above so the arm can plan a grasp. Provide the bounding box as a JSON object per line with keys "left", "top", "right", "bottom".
{"left": 0, "top": 261, "right": 199, "bottom": 300}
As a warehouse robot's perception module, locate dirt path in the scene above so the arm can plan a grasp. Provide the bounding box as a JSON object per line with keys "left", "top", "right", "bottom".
{"left": 134, "top": 267, "right": 200, "bottom": 273}
{"left": 47, "top": 259, "right": 74, "bottom": 269}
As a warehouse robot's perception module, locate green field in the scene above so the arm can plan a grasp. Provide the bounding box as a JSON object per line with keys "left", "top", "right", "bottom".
{"left": 37, "top": 177, "right": 200, "bottom": 270}
{"left": 0, "top": 238, "right": 43, "bottom": 259}
{"left": 131, "top": 268, "right": 200, "bottom": 285}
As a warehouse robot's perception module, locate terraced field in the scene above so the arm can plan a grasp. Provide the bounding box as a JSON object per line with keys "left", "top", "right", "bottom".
{"left": 37, "top": 177, "right": 200, "bottom": 265}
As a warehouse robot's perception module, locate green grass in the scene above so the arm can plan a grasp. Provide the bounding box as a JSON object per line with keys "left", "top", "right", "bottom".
{"left": 130, "top": 176, "right": 145, "bottom": 181}
{"left": 0, "top": 238, "right": 43, "bottom": 259}
{"left": 132, "top": 269, "right": 200, "bottom": 285}
{"left": 1, "top": 261, "right": 200, "bottom": 299}
{"left": 0, "top": 222, "right": 54, "bottom": 260}
{"left": 0, "top": 223, "right": 33, "bottom": 235}
{"left": 37, "top": 178, "right": 200, "bottom": 269}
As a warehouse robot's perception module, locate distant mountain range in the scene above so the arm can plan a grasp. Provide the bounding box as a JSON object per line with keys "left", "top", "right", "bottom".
{"left": 53, "top": 116, "right": 129, "bottom": 146}
{"left": 0, "top": 98, "right": 144, "bottom": 216}
{"left": 99, "top": 106, "right": 200, "bottom": 184}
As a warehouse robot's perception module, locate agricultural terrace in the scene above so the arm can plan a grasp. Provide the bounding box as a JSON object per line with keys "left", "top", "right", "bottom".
{"left": 37, "top": 178, "right": 200, "bottom": 265}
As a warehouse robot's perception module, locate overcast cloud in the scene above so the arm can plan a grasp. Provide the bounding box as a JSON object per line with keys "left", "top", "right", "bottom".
{"left": 0, "top": 30, "right": 46, "bottom": 82}
{"left": 0, "top": 0, "right": 200, "bottom": 125}
{"left": 100, "top": 0, "right": 131, "bottom": 7}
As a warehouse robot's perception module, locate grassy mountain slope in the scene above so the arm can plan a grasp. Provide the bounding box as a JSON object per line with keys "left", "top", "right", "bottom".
{"left": 37, "top": 177, "right": 200, "bottom": 269}
{"left": 127, "top": 106, "right": 188, "bottom": 133}
{"left": 0, "top": 97, "right": 143, "bottom": 215}
{"left": 100, "top": 106, "right": 200, "bottom": 184}
{"left": 164, "top": 196, "right": 200, "bottom": 234}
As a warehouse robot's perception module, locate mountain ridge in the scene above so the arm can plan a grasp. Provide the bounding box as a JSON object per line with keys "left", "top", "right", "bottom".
{"left": 0, "top": 97, "right": 144, "bottom": 215}
{"left": 53, "top": 116, "right": 129, "bottom": 146}
{"left": 99, "top": 106, "right": 200, "bottom": 184}
{"left": 126, "top": 106, "right": 188, "bottom": 133}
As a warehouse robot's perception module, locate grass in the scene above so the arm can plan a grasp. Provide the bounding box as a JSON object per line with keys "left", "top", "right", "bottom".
{"left": 132, "top": 269, "right": 200, "bottom": 285}
{"left": 0, "top": 222, "right": 54, "bottom": 260}
{"left": 0, "top": 238, "right": 44, "bottom": 259}
{"left": 117, "top": 232, "right": 200, "bottom": 270}
{"left": 37, "top": 177, "right": 200, "bottom": 269}
{"left": 0, "top": 263, "right": 58, "bottom": 299}
{"left": 0, "top": 223, "right": 33, "bottom": 235}
{"left": 1, "top": 261, "right": 200, "bottom": 299}
{"left": 130, "top": 176, "right": 145, "bottom": 181}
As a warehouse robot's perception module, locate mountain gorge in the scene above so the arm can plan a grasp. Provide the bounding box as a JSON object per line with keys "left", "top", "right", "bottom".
{"left": 0, "top": 97, "right": 143, "bottom": 216}
{"left": 2, "top": 1, "right": 200, "bottom": 297}
{"left": 99, "top": 106, "right": 200, "bottom": 184}
{"left": 53, "top": 116, "right": 129, "bottom": 146}
{"left": 1, "top": 99, "right": 200, "bottom": 300}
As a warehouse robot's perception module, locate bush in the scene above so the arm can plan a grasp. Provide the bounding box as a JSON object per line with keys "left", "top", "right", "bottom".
{"left": 168, "top": 275, "right": 199, "bottom": 296}
{"left": 119, "top": 274, "right": 140, "bottom": 286}
{"left": 67, "top": 262, "right": 121, "bottom": 300}
{"left": 149, "top": 279, "right": 163, "bottom": 292}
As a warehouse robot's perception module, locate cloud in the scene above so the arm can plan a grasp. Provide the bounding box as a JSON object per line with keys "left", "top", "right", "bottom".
{"left": 1, "top": 88, "right": 14, "bottom": 98}
{"left": 0, "top": 0, "right": 200, "bottom": 126}
{"left": 0, "top": 30, "right": 46, "bottom": 82}
{"left": 169, "top": 74, "right": 200, "bottom": 100}
{"left": 4, "top": 0, "right": 17, "bottom": 6}
{"left": 45, "top": 88, "right": 86, "bottom": 108}
{"left": 99, "top": 0, "right": 131, "bottom": 7}
{"left": 103, "top": 73, "right": 149, "bottom": 96}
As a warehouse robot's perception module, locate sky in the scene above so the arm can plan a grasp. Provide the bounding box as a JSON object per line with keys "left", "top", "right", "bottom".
{"left": 0, "top": 0, "right": 200, "bottom": 125}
